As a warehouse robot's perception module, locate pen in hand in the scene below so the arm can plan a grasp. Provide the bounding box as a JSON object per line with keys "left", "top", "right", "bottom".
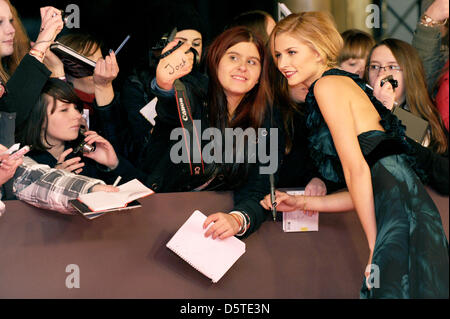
{"left": 112, "top": 176, "right": 122, "bottom": 187}
{"left": 269, "top": 174, "right": 276, "bottom": 221}
{"left": 114, "top": 35, "right": 131, "bottom": 56}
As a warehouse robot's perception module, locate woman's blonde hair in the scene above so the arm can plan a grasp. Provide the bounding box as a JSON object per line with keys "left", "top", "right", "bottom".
{"left": 270, "top": 11, "right": 343, "bottom": 69}
{"left": 0, "top": 0, "right": 31, "bottom": 83}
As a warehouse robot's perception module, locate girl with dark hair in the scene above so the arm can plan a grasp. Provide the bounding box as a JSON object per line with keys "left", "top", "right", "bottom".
{"left": 16, "top": 78, "right": 123, "bottom": 183}
{"left": 42, "top": 32, "right": 122, "bottom": 152}
{"left": 227, "top": 10, "right": 276, "bottom": 44}
{"left": 142, "top": 26, "right": 284, "bottom": 239}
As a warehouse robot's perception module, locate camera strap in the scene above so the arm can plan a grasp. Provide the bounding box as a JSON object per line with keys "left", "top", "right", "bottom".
{"left": 173, "top": 79, "right": 204, "bottom": 176}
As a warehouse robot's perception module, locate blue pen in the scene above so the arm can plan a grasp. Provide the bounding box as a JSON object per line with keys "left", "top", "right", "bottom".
{"left": 114, "top": 35, "right": 131, "bottom": 55}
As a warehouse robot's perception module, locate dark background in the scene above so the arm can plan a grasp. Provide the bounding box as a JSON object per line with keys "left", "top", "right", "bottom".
{"left": 15, "top": 0, "right": 276, "bottom": 81}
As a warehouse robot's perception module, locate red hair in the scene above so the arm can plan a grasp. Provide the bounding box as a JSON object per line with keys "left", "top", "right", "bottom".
{"left": 206, "top": 26, "right": 272, "bottom": 130}
{"left": 0, "top": 0, "right": 31, "bottom": 82}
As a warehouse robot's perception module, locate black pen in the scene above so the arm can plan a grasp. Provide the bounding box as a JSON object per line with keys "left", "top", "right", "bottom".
{"left": 159, "top": 41, "right": 184, "bottom": 59}
{"left": 269, "top": 174, "right": 276, "bottom": 221}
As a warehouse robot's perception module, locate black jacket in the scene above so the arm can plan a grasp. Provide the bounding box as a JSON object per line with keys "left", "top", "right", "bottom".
{"left": 113, "top": 73, "right": 286, "bottom": 237}
{"left": 106, "top": 70, "right": 155, "bottom": 165}
{"left": 0, "top": 54, "right": 51, "bottom": 129}
{"left": 406, "top": 136, "right": 449, "bottom": 195}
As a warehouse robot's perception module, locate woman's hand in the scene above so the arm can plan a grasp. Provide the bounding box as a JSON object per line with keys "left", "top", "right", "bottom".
{"left": 40, "top": 43, "right": 65, "bottom": 77}
{"left": 156, "top": 41, "right": 195, "bottom": 90}
{"left": 373, "top": 74, "right": 396, "bottom": 110}
{"left": 305, "top": 177, "right": 327, "bottom": 196}
{"left": 0, "top": 145, "right": 23, "bottom": 187}
{"left": 93, "top": 50, "right": 119, "bottom": 88}
{"left": 203, "top": 213, "right": 241, "bottom": 240}
{"left": 81, "top": 131, "right": 119, "bottom": 170}
{"left": 33, "top": 7, "right": 64, "bottom": 57}
{"left": 260, "top": 190, "right": 301, "bottom": 212}
{"left": 90, "top": 184, "right": 119, "bottom": 193}
{"left": 93, "top": 51, "right": 119, "bottom": 106}
{"left": 304, "top": 177, "right": 327, "bottom": 216}
{"left": 425, "top": 0, "right": 449, "bottom": 22}
{"left": 55, "top": 148, "right": 84, "bottom": 174}
{"left": 365, "top": 249, "right": 375, "bottom": 290}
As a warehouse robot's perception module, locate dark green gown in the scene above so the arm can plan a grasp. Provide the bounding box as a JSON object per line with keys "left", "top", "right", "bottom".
{"left": 305, "top": 68, "right": 449, "bottom": 299}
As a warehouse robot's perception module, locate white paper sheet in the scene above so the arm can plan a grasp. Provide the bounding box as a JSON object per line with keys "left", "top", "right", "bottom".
{"left": 282, "top": 190, "right": 319, "bottom": 232}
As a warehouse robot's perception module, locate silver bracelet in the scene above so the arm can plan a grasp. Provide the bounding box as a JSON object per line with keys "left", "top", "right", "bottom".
{"left": 230, "top": 211, "right": 247, "bottom": 236}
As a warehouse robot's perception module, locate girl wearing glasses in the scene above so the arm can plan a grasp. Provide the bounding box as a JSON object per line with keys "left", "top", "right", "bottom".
{"left": 263, "top": 12, "right": 448, "bottom": 298}
{"left": 365, "top": 38, "right": 448, "bottom": 155}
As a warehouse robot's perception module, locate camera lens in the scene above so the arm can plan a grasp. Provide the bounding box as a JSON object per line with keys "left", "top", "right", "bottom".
{"left": 82, "top": 143, "right": 96, "bottom": 153}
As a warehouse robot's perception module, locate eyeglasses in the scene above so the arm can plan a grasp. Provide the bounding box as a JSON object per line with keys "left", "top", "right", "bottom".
{"left": 368, "top": 64, "right": 402, "bottom": 73}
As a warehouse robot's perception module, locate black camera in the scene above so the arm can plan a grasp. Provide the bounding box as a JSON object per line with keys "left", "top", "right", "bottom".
{"left": 380, "top": 75, "right": 398, "bottom": 89}
{"left": 152, "top": 28, "right": 178, "bottom": 53}
{"left": 72, "top": 127, "right": 95, "bottom": 155}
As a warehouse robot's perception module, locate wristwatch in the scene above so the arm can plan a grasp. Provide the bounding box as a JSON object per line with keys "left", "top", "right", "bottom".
{"left": 420, "top": 14, "right": 448, "bottom": 27}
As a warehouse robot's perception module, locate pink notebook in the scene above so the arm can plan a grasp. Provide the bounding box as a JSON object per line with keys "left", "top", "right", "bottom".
{"left": 166, "top": 210, "right": 246, "bottom": 283}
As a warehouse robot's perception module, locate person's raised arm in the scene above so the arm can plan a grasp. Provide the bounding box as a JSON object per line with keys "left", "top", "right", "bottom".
{"left": 31, "top": 7, "right": 64, "bottom": 63}
{"left": 412, "top": 0, "right": 449, "bottom": 92}
{"left": 155, "top": 41, "right": 194, "bottom": 91}
{"left": 93, "top": 51, "right": 119, "bottom": 107}
{"left": 1, "top": 7, "right": 63, "bottom": 126}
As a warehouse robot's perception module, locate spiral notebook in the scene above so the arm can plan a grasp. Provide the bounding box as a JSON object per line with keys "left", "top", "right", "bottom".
{"left": 166, "top": 210, "right": 246, "bottom": 283}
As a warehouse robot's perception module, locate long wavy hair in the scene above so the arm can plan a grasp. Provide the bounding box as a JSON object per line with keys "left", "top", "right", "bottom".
{"left": 0, "top": 0, "right": 30, "bottom": 83}
{"left": 365, "top": 38, "right": 448, "bottom": 154}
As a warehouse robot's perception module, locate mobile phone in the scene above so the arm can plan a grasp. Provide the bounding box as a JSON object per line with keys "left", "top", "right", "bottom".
{"left": 72, "top": 128, "right": 96, "bottom": 155}
{"left": 9, "top": 145, "right": 30, "bottom": 160}
{"left": 380, "top": 75, "right": 398, "bottom": 89}
{"left": 0, "top": 143, "right": 20, "bottom": 156}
